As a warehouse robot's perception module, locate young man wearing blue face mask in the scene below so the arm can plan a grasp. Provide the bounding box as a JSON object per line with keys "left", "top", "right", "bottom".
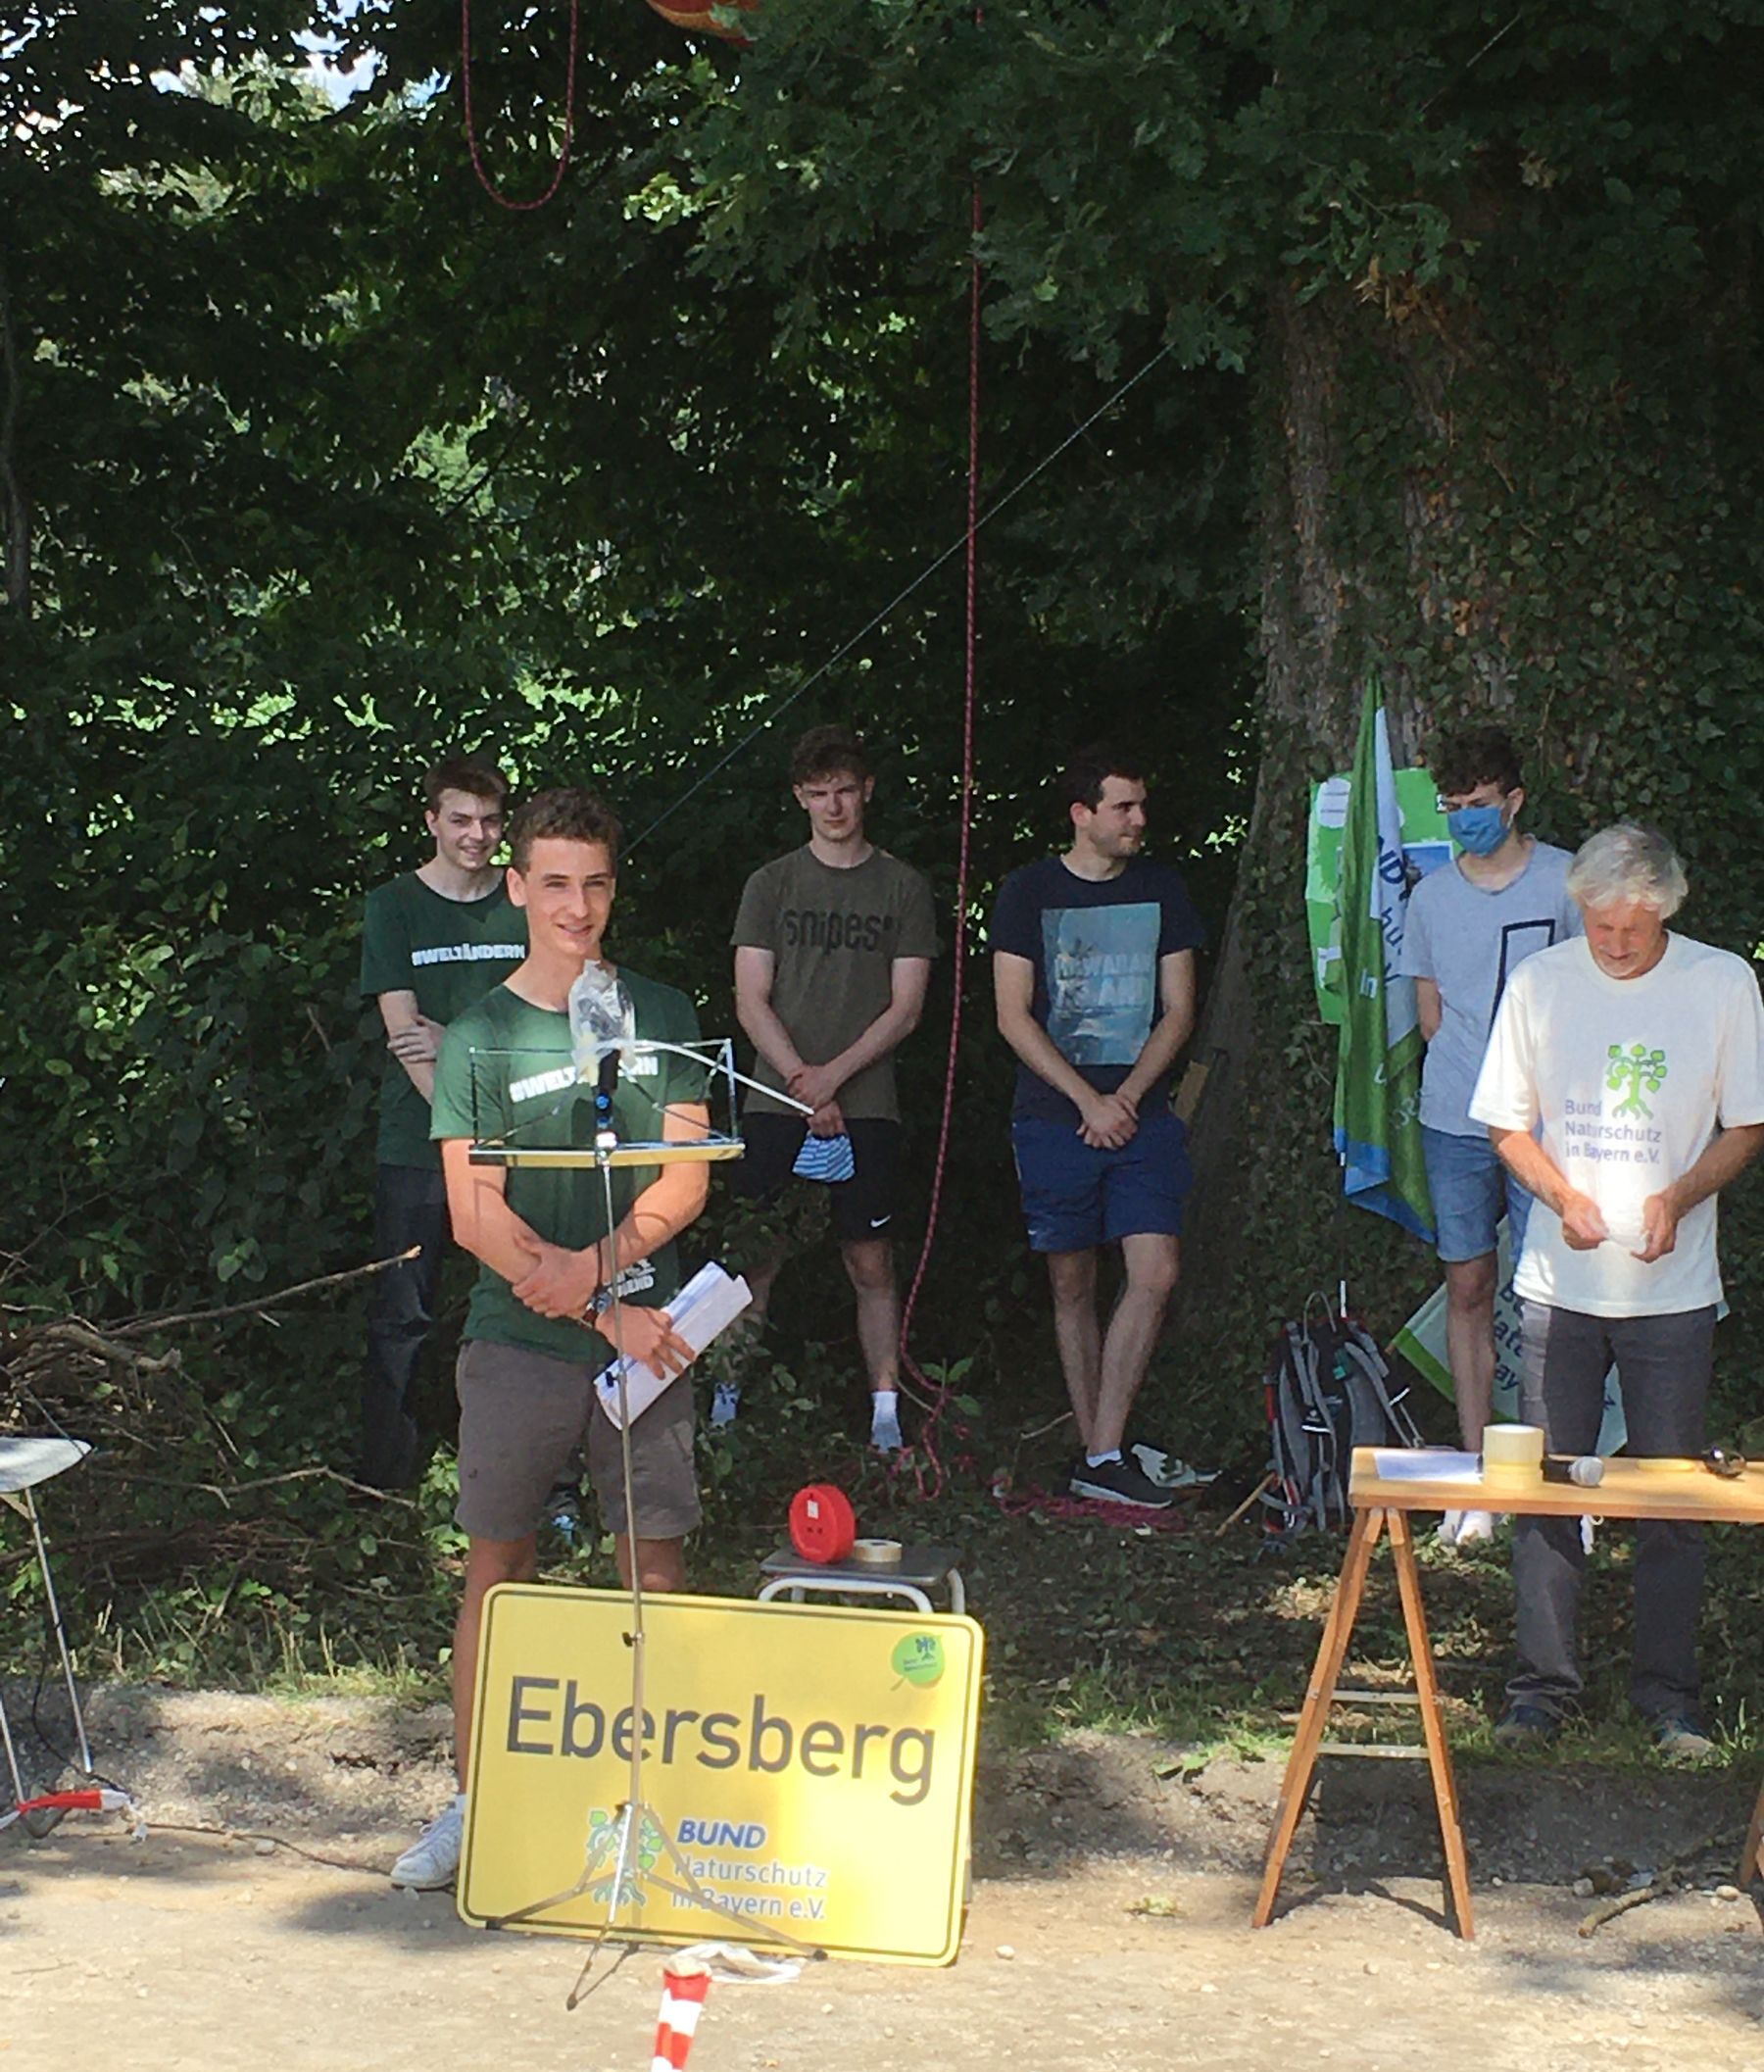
{"left": 1396, "top": 726, "right": 1582, "bottom": 1547}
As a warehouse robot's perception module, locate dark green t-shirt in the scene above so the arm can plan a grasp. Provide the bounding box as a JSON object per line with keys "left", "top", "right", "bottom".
{"left": 429, "top": 974, "right": 706, "bottom": 1363}
{"left": 730, "top": 846, "right": 939, "bottom": 1120}
{"left": 359, "top": 873, "right": 527, "bottom": 1168}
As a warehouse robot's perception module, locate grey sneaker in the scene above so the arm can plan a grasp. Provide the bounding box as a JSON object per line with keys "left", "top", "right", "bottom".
{"left": 1127, "top": 1439, "right": 1218, "bottom": 1491}
{"left": 391, "top": 1794, "right": 465, "bottom": 1890}
{"left": 1651, "top": 1715, "right": 1717, "bottom": 1765}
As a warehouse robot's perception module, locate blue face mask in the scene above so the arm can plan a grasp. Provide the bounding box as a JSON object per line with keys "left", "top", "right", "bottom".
{"left": 1447, "top": 803, "right": 1509, "bottom": 857}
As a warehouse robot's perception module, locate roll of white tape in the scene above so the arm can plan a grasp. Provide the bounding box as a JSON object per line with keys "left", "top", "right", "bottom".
{"left": 851, "top": 1537, "right": 904, "bottom": 1568}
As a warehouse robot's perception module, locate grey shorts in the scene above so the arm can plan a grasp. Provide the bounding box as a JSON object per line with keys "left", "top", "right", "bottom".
{"left": 455, "top": 1338, "right": 701, "bottom": 1544}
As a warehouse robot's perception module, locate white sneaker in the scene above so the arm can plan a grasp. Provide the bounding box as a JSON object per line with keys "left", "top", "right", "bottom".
{"left": 391, "top": 1794, "right": 465, "bottom": 1890}
{"left": 1437, "top": 1508, "right": 1503, "bottom": 1550}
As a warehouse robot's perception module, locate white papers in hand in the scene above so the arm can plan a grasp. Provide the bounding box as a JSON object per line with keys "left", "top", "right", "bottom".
{"left": 593, "top": 1261, "right": 752, "bottom": 1428}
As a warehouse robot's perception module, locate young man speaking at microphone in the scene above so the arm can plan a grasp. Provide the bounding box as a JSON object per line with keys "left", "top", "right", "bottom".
{"left": 391, "top": 788, "right": 711, "bottom": 1890}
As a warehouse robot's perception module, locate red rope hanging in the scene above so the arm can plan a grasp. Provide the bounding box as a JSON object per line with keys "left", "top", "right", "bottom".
{"left": 892, "top": 173, "right": 985, "bottom": 1499}
{"left": 461, "top": 0, "right": 581, "bottom": 212}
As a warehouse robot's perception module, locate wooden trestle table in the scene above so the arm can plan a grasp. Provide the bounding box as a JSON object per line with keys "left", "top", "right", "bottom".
{"left": 1252, "top": 1446, "right": 1764, "bottom": 1940}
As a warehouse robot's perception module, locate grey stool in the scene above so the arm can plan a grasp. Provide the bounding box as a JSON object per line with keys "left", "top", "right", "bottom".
{"left": 758, "top": 1542, "right": 966, "bottom": 1615}
{"left": 0, "top": 1437, "right": 95, "bottom": 1827}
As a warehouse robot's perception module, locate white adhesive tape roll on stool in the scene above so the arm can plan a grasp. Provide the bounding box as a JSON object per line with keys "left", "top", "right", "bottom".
{"left": 850, "top": 1538, "right": 904, "bottom": 1568}
{"left": 1482, "top": 1423, "right": 1544, "bottom": 1484}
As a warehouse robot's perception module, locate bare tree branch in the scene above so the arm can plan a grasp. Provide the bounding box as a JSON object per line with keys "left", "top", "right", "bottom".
{"left": 108, "top": 1248, "right": 420, "bottom": 1339}
{"left": 1577, "top": 1830, "right": 1727, "bottom": 1937}
{"left": 26, "top": 1321, "right": 183, "bottom": 1374}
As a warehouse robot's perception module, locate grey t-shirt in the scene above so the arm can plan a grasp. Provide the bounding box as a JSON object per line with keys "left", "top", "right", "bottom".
{"left": 1396, "top": 840, "right": 1582, "bottom": 1136}
{"left": 731, "top": 846, "right": 939, "bottom": 1120}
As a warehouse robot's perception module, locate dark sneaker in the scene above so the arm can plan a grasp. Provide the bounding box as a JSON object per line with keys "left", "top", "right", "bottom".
{"left": 1651, "top": 1714, "right": 1717, "bottom": 1765}
{"left": 1067, "top": 1455, "right": 1176, "bottom": 1510}
{"left": 357, "top": 1423, "right": 430, "bottom": 1493}
{"left": 1493, "top": 1702, "right": 1561, "bottom": 1751}
{"left": 1126, "top": 1438, "right": 1219, "bottom": 1491}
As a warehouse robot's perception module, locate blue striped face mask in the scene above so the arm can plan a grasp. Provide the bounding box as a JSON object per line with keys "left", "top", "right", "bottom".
{"left": 793, "top": 1132, "right": 856, "bottom": 1184}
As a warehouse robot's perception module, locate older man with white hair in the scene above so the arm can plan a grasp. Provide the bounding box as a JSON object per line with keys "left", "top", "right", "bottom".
{"left": 1469, "top": 822, "right": 1764, "bottom": 1760}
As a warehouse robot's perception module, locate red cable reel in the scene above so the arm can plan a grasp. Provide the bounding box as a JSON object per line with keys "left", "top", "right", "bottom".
{"left": 788, "top": 1484, "right": 857, "bottom": 1565}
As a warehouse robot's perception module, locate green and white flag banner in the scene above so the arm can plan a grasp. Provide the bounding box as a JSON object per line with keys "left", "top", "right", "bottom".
{"left": 1331, "top": 682, "right": 1435, "bottom": 1243}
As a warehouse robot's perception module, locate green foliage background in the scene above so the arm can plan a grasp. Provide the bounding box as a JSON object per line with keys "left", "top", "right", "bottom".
{"left": 5, "top": 1, "right": 1764, "bottom": 1710}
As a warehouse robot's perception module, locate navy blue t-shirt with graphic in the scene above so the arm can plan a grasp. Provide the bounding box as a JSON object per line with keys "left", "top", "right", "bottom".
{"left": 990, "top": 857, "right": 1205, "bottom": 1125}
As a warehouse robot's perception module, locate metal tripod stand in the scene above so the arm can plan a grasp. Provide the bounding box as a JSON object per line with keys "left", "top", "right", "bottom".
{"left": 479, "top": 1097, "right": 817, "bottom": 1998}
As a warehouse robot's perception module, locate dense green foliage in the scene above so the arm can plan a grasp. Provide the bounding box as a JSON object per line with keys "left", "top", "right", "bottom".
{"left": 1, "top": 2, "right": 1249, "bottom": 1667}
{"left": 6, "top": 2, "right": 1764, "bottom": 1702}
{"left": 663, "top": 0, "right": 1764, "bottom": 1368}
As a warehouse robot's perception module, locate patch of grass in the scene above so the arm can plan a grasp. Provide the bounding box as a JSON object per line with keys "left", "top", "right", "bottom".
{"left": 14, "top": 1366, "right": 1764, "bottom": 1801}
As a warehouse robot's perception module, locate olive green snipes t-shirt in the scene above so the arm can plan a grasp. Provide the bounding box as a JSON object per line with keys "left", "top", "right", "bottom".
{"left": 730, "top": 846, "right": 939, "bottom": 1120}
{"left": 429, "top": 976, "right": 706, "bottom": 1364}
{"left": 358, "top": 873, "right": 526, "bottom": 1168}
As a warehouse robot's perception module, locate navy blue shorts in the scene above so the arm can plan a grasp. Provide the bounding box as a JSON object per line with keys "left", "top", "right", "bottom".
{"left": 1010, "top": 1107, "right": 1192, "bottom": 1254}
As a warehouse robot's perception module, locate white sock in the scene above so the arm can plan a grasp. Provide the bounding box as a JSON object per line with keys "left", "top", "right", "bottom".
{"left": 870, "top": 1392, "right": 903, "bottom": 1449}
{"left": 1086, "top": 1450, "right": 1122, "bottom": 1469}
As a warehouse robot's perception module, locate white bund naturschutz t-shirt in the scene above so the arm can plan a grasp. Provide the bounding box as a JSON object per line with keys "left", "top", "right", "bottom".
{"left": 1470, "top": 933, "right": 1764, "bottom": 1316}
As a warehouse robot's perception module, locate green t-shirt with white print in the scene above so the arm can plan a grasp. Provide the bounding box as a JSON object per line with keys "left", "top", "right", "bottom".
{"left": 429, "top": 975, "right": 705, "bottom": 1362}
{"left": 359, "top": 873, "right": 526, "bottom": 1167}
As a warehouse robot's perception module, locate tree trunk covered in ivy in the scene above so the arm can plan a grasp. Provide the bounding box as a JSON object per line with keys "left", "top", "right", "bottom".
{"left": 1180, "top": 241, "right": 1764, "bottom": 1424}
{"left": 651, "top": 0, "right": 1764, "bottom": 1439}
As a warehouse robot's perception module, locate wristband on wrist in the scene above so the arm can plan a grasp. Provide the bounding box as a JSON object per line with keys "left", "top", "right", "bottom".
{"left": 580, "top": 1248, "right": 612, "bottom": 1322}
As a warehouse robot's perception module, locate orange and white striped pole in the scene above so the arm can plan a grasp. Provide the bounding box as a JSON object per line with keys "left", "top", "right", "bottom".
{"left": 651, "top": 1960, "right": 711, "bottom": 2072}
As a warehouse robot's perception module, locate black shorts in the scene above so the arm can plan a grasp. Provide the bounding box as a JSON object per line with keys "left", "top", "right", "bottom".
{"left": 731, "top": 1113, "right": 903, "bottom": 1244}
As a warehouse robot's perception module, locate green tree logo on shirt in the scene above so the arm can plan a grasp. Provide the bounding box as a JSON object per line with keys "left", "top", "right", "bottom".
{"left": 1606, "top": 1043, "right": 1668, "bottom": 1118}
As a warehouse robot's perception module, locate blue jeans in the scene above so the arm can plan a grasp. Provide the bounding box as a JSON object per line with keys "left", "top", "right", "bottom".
{"left": 1421, "top": 1125, "right": 1532, "bottom": 1265}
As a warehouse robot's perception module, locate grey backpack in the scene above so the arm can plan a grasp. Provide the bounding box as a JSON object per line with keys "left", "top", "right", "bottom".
{"left": 1262, "top": 1307, "right": 1423, "bottom": 1542}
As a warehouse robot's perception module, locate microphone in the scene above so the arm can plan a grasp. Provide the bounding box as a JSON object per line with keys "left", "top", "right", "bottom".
{"left": 567, "top": 962, "right": 635, "bottom": 1133}
{"left": 1542, "top": 1455, "right": 1604, "bottom": 1487}
{"left": 596, "top": 1044, "right": 620, "bottom": 1125}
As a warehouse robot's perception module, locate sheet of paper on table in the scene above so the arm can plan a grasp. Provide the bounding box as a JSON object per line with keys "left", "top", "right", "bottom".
{"left": 1369, "top": 1448, "right": 1484, "bottom": 1487}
